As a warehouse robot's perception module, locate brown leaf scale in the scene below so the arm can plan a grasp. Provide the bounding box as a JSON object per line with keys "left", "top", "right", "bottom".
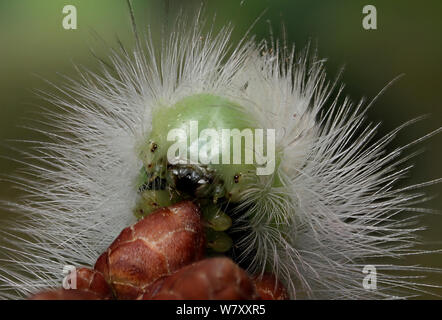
{"left": 139, "top": 257, "right": 259, "bottom": 300}
{"left": 29, "top": 289, "right": 103, "bottom": 300}
{"left": 75, "top": 267, "right": 113, "bottom": 299}
{"left": 27, "top": 201, "right": 291, "bottom": 301}
{"left": 28, "top": 267, "right": 113, "bottom": 300}
{"left": 94, "top": 201, "right": 205, "bottom": 299}
{"left": 252, "top": 273, "right": 289, "bottom": 300}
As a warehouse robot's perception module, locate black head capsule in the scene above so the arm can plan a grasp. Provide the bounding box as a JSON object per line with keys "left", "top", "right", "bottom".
{"left": 166, "top": 164, "right": 220, "bottom": 199}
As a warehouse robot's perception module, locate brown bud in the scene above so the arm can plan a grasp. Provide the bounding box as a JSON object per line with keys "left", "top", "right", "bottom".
{"left": 27, "top": 267, "right": 112, "bottom": 300}
{"left": 252, "top": 273, "right": 289, "bottom": 300}
{"left": 95, "top": 201, "right": 205, "bottom": 299}
{"left": 75, "top": 267, "right": 113, "bottom": 299}
{"left": 28, "top": 289, "right": 103, "bottom": 300}
{"left": 139, "top": 257, "right": 259, "bottom": 300}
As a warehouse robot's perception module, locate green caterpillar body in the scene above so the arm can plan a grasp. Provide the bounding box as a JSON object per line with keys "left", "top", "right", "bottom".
{"left": 134, "top": 93, "right": 278, "bottom": 253}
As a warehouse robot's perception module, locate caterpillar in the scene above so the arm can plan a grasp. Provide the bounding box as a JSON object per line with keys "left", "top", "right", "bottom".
{"left": 0, "top": 2, "right": 440, "bottom": 300}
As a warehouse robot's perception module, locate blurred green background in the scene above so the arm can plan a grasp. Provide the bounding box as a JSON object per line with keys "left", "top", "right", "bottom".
{"left": 0, "top": 0, "right": 441, "bottom": 298}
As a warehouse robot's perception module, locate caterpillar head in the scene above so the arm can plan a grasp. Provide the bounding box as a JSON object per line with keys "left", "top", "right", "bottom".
{"left": 134, "top": 93, "right": 280, "bottom": 253}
